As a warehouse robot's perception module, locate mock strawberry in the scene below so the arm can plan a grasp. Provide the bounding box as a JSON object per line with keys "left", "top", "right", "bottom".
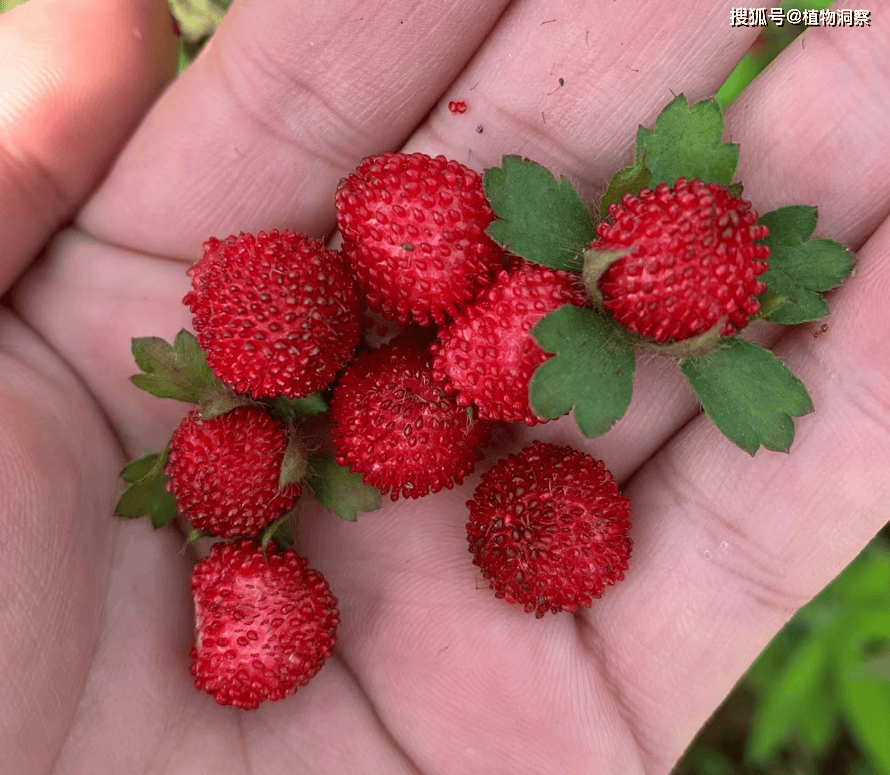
{"left": 335, "top": 151, "right": 505, "bottom": 326}
{"left": 190, "top": 540, "right": 339, "bottom": 710}
{"left": 184, "top": 230, "right": 361, "bottom": 400}
{"left": 431, "top": 262, "right": 589, "bottom": 425}
{"left": 588, "top": 178, "right": 770, "bottom": 343}
{"left": 467, "top": 441, "right": 631, "bottom": 618}
{"left": 164, "top": 406, "right": 301, "bottom": 538}
{"left": 330, "top": 336, "right": 489, "bottom": 501}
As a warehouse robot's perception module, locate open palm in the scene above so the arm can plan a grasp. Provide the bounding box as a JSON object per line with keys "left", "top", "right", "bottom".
{"left": 2, "top": 0, "right": 888, "bottom": 772}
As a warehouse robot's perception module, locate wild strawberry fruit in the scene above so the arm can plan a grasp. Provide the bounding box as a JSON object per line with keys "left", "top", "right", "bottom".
{"left": 431, "top": 262, "right": 589, "bottom": 425}
{"left": 164, "top": 406, "right": 301, "bottom": 538}
{"left": 190, "top": 540, "right": 339, "bottom": 710}
{"left": 184, "top": 230, "right": 361, "bottom": 400}
{"left": 467, "top": 441, "right": 631, "bottom": 618}
{"left": 330, "top": 336, "right": 489, "bottom": 501}
{"left": 587, "top": 178, "right": 770, "bottom": 343}
{"left": 335, "top": 152, "right": 505, "bottom": 326}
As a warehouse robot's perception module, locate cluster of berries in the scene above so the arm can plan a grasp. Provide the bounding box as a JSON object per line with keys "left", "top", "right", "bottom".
{"left": 122, "top": 146, "right": 776, "bottom": 710}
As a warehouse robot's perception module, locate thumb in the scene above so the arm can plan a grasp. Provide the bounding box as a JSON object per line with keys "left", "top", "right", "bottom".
{"left": 0, "top": 0, "right": 178, "bottom": 293}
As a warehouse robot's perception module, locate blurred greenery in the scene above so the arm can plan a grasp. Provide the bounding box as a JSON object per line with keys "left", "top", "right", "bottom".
{"left": 1, "top": 0, "right": 887, "bottom": 773}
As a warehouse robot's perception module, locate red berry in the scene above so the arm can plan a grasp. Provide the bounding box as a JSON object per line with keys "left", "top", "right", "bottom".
{"left": 431, "top": 262, "right": 589, "bottom": 425}
{"left": 335, "top": 152, "right": 505, "bottom": 326}
{"left": 591, "top": 178, "right": 770, "bottom": 343}
{"left": 467, "top": 441, "right": 631, "bottom": 618}
{"left": 164, "top": 406, "right": 301, "bottom": 538}
{"left": 330, "top": 336, "right": 489, "bottom": 501}
{"left": 184, "top": 230, "right": 361, "bottom": 399}
{"left": 190, "top": 540, "right": 339, "bottom": 710}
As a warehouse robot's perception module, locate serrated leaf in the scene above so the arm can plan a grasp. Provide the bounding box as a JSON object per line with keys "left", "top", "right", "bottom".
{"left": 758, "top": 206, "right": 856, "bottom": 324}
{"left": 746, "top": 634, "right": 830, "bottom": 765}
{"left": 306, "top": 456, "right": 381, "bottom": 521}
{"left": 635, "top": 95, "right": 738, "bottom": 187}
{"left": 680, "top": 338, "right": 813, "bottom": 454}
{"left": 271, "top": 393, "right": 329, "bottom": 422}
{"left": 131, "top": 330, "right": 222, "bottom": 403}
{"left": 598, "top": 160, "right": 652, "bottom": 220}
{"left": 530, "top": 305, "right": 635, "bottom": 437}
{"left": 484, "top": 156, "right": 596, "bottom": 271}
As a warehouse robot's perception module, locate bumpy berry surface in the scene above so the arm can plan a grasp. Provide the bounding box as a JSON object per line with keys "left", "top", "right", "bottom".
{"left": 431, "top": 262, "right": 588, "bottom": 425}
{"left": 190, "top": 540, "right": 339, "bottom": 710}
{"left": 164, "top": 406, "right": 301, "bottom": 538}
{"left": 590, "top": 178, "right": 769, "bottom": 343}
{"left": 330, "top": 336, "right": 489, "bottom": 501}
{"left": 335, "top": 152, "right": 505, "bottom": 326}
{"left": 184, "top": 230, "right": 361, "bottom": 399}
{"left": 467, "top": 441, "right": 631, "bottom": 618}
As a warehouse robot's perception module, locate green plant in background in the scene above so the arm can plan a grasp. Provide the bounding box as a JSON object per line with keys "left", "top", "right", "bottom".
{"left": 675, "top": 536, "right": 890, "bottom": 775}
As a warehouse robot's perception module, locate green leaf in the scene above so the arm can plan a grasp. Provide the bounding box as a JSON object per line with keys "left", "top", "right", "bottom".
{"left": 680, "top": 338, "right": 813, "bottom": 454}
{"left": 795, "top": 685, "right": 838, "bottom": 755}
{"left": 747, "top": 634, "right": 830, "bottom": 765}
{"left": 270, "top": 393, "right": 329, "bottom": 422}
{"left": 120, "top": 451, "right": 166, "bottom": 483}
{"left": 131, "top": 330, "right": 222, "bottom": 403}
{"left": 635, "top": 95, "right": 738, "bottom": 187}
{"left": 484, "top": 156, "right": 596, "bottom": 271}
{"left": 115, "top": 449, "right": 179, "bottom": 529}
{"left": 758, "top": 206, "right": 856, "bottom": 325}
{"left": 305, "top": 456, "right": 381, "bottom": 521}
{"left": 833, "top": 610, "right": 890, "bottom": 774}
{"left": 598, "top": 160, "right": 652, "bottom": 220}
{"left": 530, "top": 305, "right": 635, "bottom": 437}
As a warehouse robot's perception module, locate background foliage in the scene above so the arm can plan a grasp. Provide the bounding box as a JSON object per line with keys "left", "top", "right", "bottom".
{"left": 1, "top": 0, "right": 886, "bottom": 772}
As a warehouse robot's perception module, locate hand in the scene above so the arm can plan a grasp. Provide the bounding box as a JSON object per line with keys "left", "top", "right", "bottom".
{"left": 1, "top": 0, "right": 886, "bottom": 772}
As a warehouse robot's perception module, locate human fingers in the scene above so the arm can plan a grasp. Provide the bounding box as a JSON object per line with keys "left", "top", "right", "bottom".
{"left": 0, "top": 0, "right": 177, "bottom": 293}
{"left": 77, "top": 0, "right": 512, "bottom": 259}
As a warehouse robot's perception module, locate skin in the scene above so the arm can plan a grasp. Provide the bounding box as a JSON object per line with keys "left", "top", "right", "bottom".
{"left": 0, "top": 0, "right": 888, "bottom": 772}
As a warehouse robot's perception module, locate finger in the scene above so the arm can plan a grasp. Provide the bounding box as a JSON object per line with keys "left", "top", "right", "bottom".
{"left": 0, "top": 312, "right": 124, "bottom": 775}
{"left": 591, "top": 218, "right": 890, "bottom": 770}
{"left": 0, "top": 0, "right": 177, "bottom": 294}
{"left": 78, "top": 0, "right": 511, "bottom": 259}
{"left": 406, "top": 0, "right": 890, "bottom": 481}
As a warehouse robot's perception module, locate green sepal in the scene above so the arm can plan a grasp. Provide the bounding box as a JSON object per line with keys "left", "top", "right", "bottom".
{"left": 130, "top": 330, "right": 222, "bottom": 404}
{"left": 305, "top": 456, "right": 382, "bottom": 522}
{"left": 185, "top": 528, "right": 209, "bottom": 544}
{"left": 598, "top": 158, "right": 652, "bottom": 220}
{"left": 279, "top": 433, "right": 308, "bottom": 489}
{"left": 115, "top": 450, "right": 179, "bottom": 529}
{"left": 529, "top": 305, "right": 636, "bottom": 437}
{"left": 270, "top": 393, "right": 329, "bottom": 422}
{"left": 261, "top": 514, "right": 294, "bottom": 550}
{"left": 635, "top": 94, "right": 738, "bottom": 187}
{"left": 679, "top": 338, "right": 813, "bottom": 454}
{"left": 756, "top": 206, "right": 856, "bottom": 325}
{"left": 198, "top": 392, "right": 252, "bottom": 419}
{"left": 484, "top": 156, "right": 596, "bottom": 272}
